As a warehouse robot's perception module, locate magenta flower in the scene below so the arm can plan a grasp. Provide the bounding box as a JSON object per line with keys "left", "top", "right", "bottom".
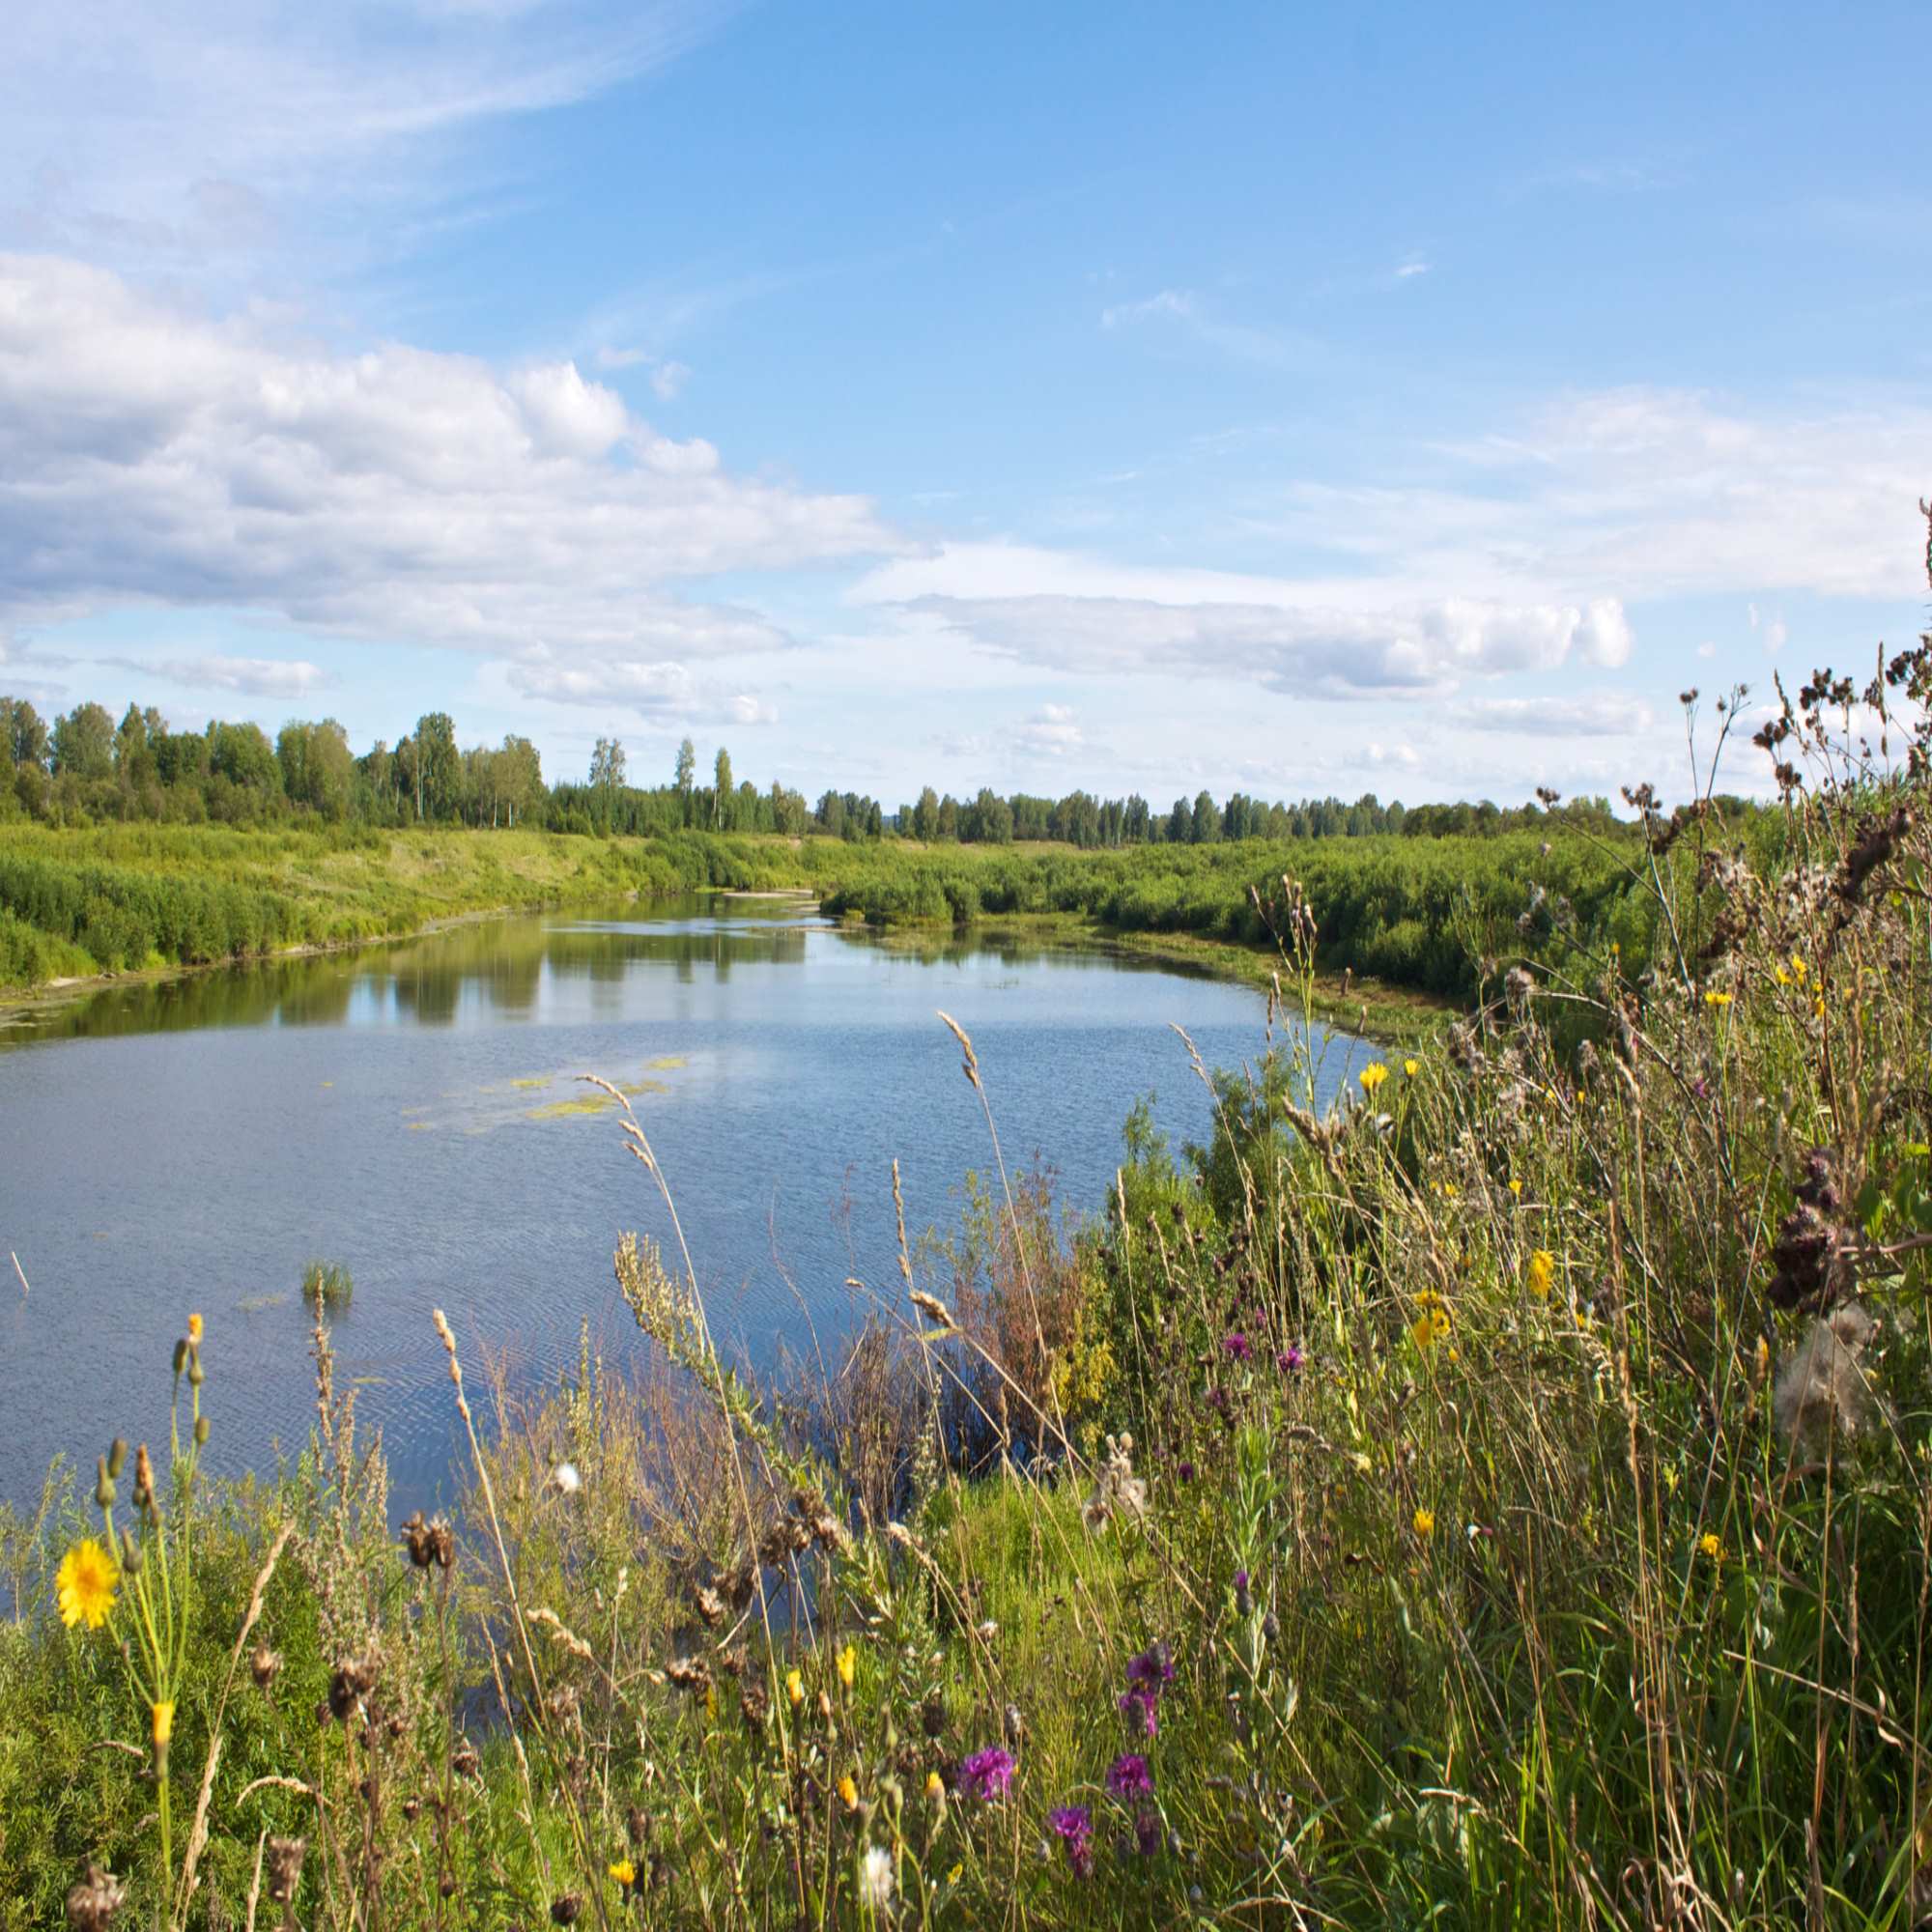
{"left": 1277, "top": 1344, "right": 1305, "bottom": 1372}
{"left": 1125, "top": 1643, "right": 1175, "bottom": 1690}
{"left": 956, "top": 1746, "right": 1016, "bottom": 1801}
{"left": 1223, "top": 1330, "right": 1252, "bottom": 1361}
{"left": 1107, "top": 1752, "right": 1154, "bottom": 1800}
{"left": 1049, "top": 1804, "right": 1094, "bottom": 1877}
{"left": 1119, "top": 1687, "right": 1158, "bottom": 1738}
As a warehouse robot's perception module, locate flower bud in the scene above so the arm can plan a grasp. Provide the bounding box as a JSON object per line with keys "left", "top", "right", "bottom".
{"left": 193, "top": 1415, "right": 210, "bottom": 1447}
{"left": 172, "top": 1339, "right": 188, "bottom": 1378}
{"left": 187, "top": 1355, "right": 204, "bottom": 1388}
{"left": 120, "top": 1529, "right": 144, "bottom": 1576}
{"left": 95, "top": 1458, "right": 117, "bottom": 1511}
{"left": 106, "top": 1438, "right": 128, "bottom": 1479}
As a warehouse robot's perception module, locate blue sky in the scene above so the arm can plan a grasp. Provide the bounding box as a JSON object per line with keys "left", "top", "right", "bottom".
{"left": 2, "top": 0, "right": 1926, "bottom": 808}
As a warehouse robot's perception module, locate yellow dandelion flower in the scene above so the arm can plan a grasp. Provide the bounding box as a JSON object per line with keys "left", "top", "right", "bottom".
{"left": 1525, "top": 1249, "right": 1555, "bottom": 1299}
{"left": 186, "top": 1312, "right": 204, "bottom": 1346}
{"left": 1775, "top": 966, "right": 1791, "bottom": 986}
{"left": 785, "top": 1668, "right": 805, "bottom": 1707}
{"left": 838, "top": 1774, "right": 860, "bottom": 1810}
{"left": 836, "top": 1643, "right": 856, "bottom": 1690}
{"left": 946, "top": 1863, "right": 963, "bottom": 1886}
{"left": 1409, "top": 1292, "right": 1451, "bottom": 1350}
{"left": 1813, "top": 995, "right": 1826, "bottom": 1018}
{"left": 925, "top": 1771, "right": 945, "bottom": 1800}
{"left": 56, "top": 1538, "right": 119, "bottom": 1630}
{"left": 1442, "top": 1182, "right": 1458, "bottom": 1200}
{"left": 1403, "top": 1058, "right": 1420, "bottom": 1077}
{"left": 1704, "top": 989, "right": 1733, "bottom": 1008}
{"left": 1698, "top": 1532, "right": 1722, "bottom": 1564}
{"left": 1412, "top": 1508, "right": 1435, "bottom": 1538}
{"left": 1792, "top": 952, "right": 1807, "bottom": 983}
{"left": 1508, "top": 1177, "right": 1522, "bottom": 1197}
{"left": 609, "top": 1859, "right": 636, "bottom": 1889}
{"left": 152, "top": 1700, "right": 175, "bottom": 1751}
{"left": 1358, "top": 1063, "right": 1389, "bottom": 1094}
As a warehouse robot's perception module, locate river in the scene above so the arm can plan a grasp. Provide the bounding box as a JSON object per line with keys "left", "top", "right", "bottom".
{"left": 0, "top": 896, "right": 1358, "bottom": 1512}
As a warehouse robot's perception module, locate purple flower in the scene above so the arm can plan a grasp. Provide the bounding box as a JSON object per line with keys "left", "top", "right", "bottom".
{"left": 1125, "top": 1643, "right": 1175, "bottom": 1690}
{"left": 1277, "top": 1344, "right": 1305, "bottom": 1373}
{"left": 1223, "top": 1330, "right": 1252, "bottom": 1361}
{"left": 1134, "top": 1810, "right": 1162, "bottom": 1858}
{"left": 1106, "top": 1752, "right": 1154, "bottom": 1800}
{"left": 956, "top": 1746, "right": 1016, "bottom": 1801}
{"left": 1049, "top": 1804, "right": 1094, "bottom": 1877}
{"left": 1176, "top": 1461, "right": 1195, "bottom": 1483}
{"left": 1118, "top": 1688, "right": 1158, "bottom": 1738}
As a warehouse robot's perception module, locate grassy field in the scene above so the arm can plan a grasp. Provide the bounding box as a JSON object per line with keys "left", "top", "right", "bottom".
{"left": 3, "top": 652, "right": 1931, "bottom": 1925}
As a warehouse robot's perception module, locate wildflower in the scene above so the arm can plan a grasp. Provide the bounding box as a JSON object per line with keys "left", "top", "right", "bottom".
{"left": 1106, "top": 1752, "right": 1154, "bottom": 1799}
{"left": 1277, "top": 1344, "right": 1305, "bottom": 1372}
{"left": 1049, "top": 1804, "right": 1094, "bottom": 1877}
{"left": 838, "top": 1774, "right": 860, "bottom": 1810}
{"left": 56, "top": 1538, "right": 119, "bottom": 1630}
{"left": 1525, "top": 1250, "right": 1555, "bottom": 1299}
{"left": 1233, "top": 1569, "right": 1253, "bottom": 1616}
{"left": 552, "top": 1462, "right": 582, "bottom": 1495}
{"left": 924, "top": 1771, "right": 945, "bottom": 1801}
{"left": 859, "top": 1844, "right": 895, "bottom": 1910}
{"left": 1703, "top": 989, "right": 1733, "bottom": 1008}
{"left": 1412, "top": 1508, "right": 1435, "bottom": 1539}
{"left": 1176, "top": 1461, "right": 1195, "bottom": 1482}
{"left": 785, "top": 1668, "right": 805, "bottom": 1707}
{"left": 151, "top": 1701, "right": 175, "bottom": 1753}
{"left": 1223, "top": 1330, "right": 1252, "bottom": 1361}
{"left": 836, "top": 1643, "right": 857, "bottom": 1690}
{"left": 1403, "top": 1058, "right": 1419, "bottom": 1077}
{"left": 1083, "top": 1435, "right": 1147, "bottom": 1530}
{"left": 608, "top": 1859, "right": 635, "bottom": 1889}
{"left": 1359, "top": 1063, "right": 1390, "bottom": 1094}
{"left": 1409, "top": 1290, "right": 1450, "bottom": 1350}
{"left": 1119, "top": 1688, "right": 1158, "bottom": 1737}
{"left": 1698, "top": 1532, "right": 1723, "bottom": 1565}
{"left": 946, "top": 1862, "right": 963, "bottom": 1886}
{"left": 1509, "top": 1177, "right": 1522, "bottom": 1197}
{"left": 186, "top": 1312, "right": 204, "bottom": 1346}
{"left": 956, "top": 1746, "right": 1016, "bottom": 1801}
{"left": 1125, "top": 1642, "right": 1175, "bottom": 1690}
{"left": 1775, "top": 1303, "right": 1878, "bottom": 1448}
{"left": 1792, "top": 952, "right": 1808, "bottom": 982}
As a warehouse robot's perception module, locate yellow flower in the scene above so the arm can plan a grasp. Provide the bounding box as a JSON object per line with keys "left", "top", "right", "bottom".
{"left": 785, "top": 1668, "right": 805, "bottom": 1707}
{"left": 1525, "top": 1249, "right": 1555, "bottom": 1299}
{"left": 1508, "top": 1177, "right": 1522, "bottom": 1197}
{"left": 1412, "top": 1508, "right": 1435, "bottom": 1538}
{"left": 1358, "top": 1063, "right": 1390, "bottom": 1094}
{"left": 1442, "top": 1182, "right": 1457, "bottom": 1200}
{"left": 838, "top": 1774, "right": 860, "bottom": 1810}
{"left": 609, "top": 1859, "right": 636, "bottom": 1889}
{"left": 1409, "top": 1291, "right": 1451, "bottom": 1350}
{"left": 1813, "top": 995, "right": 1826, "bottom": 1019}
{"left": 1792, "top": 952, "right": 1808, "bottom": 983}
{"left": 946, "top": 1863, "right": 963, "bottom": 1886}
{"left": 186, "top": 1312, "right": 204, "bottom": 1346}
{"left": 1403, "top": 1058, "right": 1419, "bottom": 1077}
{"left": 1698, "top": 1532, "right": 1723, "bottom": 1565}
{"left": 1775, "top": 966, "right": 1791, "bottom": 986}
{"left": 152, "top": 1700, "right": 175, "bottom": 1751}
{"left": 925, "top": 1771, "right": 945, "bottom": 1800}
{"left": 1703, "top": 989, "right": 1733, "bottom": 1008}
{"left": 56, "top": 1538, "right": 119, "bottom": 1630}
{"left": 836, "top": 1642, "right": 856, "bottom": 1690}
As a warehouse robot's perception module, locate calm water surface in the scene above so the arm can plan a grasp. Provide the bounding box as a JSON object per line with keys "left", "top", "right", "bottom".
{"left": 0, "top": 898, "right": 1358, "bottom": 1511}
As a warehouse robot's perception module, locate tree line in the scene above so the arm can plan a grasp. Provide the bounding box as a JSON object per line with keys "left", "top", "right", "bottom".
{"left": 1, "top": 691, "right": 1643, "bottom": 844}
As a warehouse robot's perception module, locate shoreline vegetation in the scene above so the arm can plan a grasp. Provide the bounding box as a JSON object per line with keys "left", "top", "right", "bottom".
{"left": 0, "top": 808, "right": 1718, "bottom": 1044}
{"left": 4, "top": 645, "right": 1932, "bottom": 1923}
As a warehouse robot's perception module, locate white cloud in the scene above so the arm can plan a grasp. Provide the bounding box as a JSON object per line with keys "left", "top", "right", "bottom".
{"left": 1395, "top": 259, "right": 1430, "bottom": 278}
{"left": 0, "top": 255, "right": 896, "bottom": 691}
{"left": 1, "top": 1, "right": 733, "bottom": 277}
{"left": 504, "top": 655, "right": 776, "bottom": 725}
{"left": 1457, "top": 692, "right": 1657, "bottom": 736}
{"left": 1013, "top": 702, "right": 1084, "bottom": 757}
{"left": 115, "top": 653, "right": 331, "bottom": 699}
{"left": 1099, "top": 288, "right": 1325, "bottom": 371}
{"left": 650, "top": 359, "right": 691, "bottom": 401}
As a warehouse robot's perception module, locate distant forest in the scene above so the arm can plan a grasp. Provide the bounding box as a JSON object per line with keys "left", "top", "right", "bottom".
{"left": 0, "top": 691, "right": 1661, "bottom": 845}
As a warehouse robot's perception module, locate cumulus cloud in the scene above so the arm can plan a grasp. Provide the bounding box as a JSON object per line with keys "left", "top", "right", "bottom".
{"left": 99, "top": 653, "right": 331, "bottom": 699}
{"left": 505, "top": 655, "right": 777, "bottom": 726}
{"left": 0, "top": 254, "right": 895, "bottom": 688}
{"left": 1457, "top": 692, "right": 1657, "bottom": 736}
{"left": 896, "top": 590, "right": 1632, "bottom": 698}
{"left": 1013, "top": 702, "right": 1084, "bottom": 757}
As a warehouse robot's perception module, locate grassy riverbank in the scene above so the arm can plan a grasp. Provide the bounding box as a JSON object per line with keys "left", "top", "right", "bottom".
{"left": 4, "top": 656, "right": 1931, "bottom": 1925}
{"left": 0, "top": 813, "right": 1686, "bottom": 1042}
